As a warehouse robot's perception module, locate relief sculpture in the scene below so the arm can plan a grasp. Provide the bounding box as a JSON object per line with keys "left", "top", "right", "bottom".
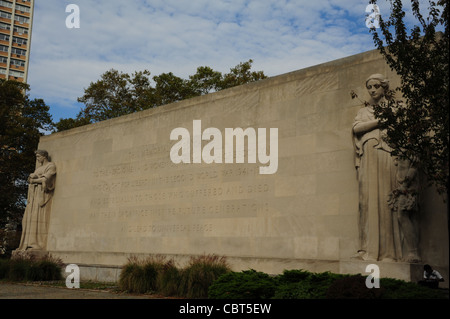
{"left": 16, "top": 150, "right": 56, "bottom": 252}
{"left": 352, "top": 74, "right": 399, "bottom": 262}
{"left": 389, "top": 157, "right": 421, "bottom": 263}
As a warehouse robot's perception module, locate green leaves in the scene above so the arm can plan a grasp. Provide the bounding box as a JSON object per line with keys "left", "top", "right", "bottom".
{"left": 369, "top": 0, "right": 449, "bottom": 194}
{"left": 0, "top": 79, "right": 54, "bottom": 227}
{"left": 56, "top": 60, "right": 267, "bottom": 131}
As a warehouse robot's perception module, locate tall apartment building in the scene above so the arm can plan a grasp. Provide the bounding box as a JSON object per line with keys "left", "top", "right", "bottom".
{"left": 0, "top": 0, "right": 34, "bottom": 83}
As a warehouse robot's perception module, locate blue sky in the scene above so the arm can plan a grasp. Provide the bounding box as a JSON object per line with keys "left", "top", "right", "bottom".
{"left": 25, "top": 0, "right": 428, "bottom": 123}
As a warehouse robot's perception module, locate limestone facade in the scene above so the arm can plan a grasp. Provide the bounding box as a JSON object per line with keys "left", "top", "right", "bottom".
{"left": 38, "top": 48, "right": 448, "bottom": 284}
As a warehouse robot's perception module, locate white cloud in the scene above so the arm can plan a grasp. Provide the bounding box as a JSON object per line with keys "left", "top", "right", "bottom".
{"left": 27, "top": 0, "right": 387, "bottom": 121}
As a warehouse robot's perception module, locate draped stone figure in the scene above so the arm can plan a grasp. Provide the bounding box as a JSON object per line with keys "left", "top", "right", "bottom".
{"left": 389, "top": 157, "right": 421, "bottom": 263}
{"left": 352, "top": 74, "right": 399, "bottom": 262}
{"left": 16, "top": 150, "right": 56, "bottom": 252}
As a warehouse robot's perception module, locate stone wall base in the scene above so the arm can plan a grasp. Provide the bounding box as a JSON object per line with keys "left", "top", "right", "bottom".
{"left": 51, "top": 250, "right": 448, "bottom": 288}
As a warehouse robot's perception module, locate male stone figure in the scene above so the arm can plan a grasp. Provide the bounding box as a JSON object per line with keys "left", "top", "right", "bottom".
{"left": 16, "top": 150, "right": 56, "bottom": 252}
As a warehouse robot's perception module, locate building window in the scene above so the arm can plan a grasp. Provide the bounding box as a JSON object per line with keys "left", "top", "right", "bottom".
{"left": 0, "top": 44, "right": 9, "bottom": 52}
{"left": 0, "top": 10, "right": 12, "bottom": 19}
{"left": 10, "top": 58, "right": 25, "bottom": 67}
{"left": 0, "top": 56, "right": 7, "bottom": 64}
{"left": 11, "top": 47, "right": 25, "bottom": 55}
{"left": 0, "top": 0, "right": 13, "bottom": 8}
{"left": 13, "top": 25, "right": 28, "bottom": 34}
{"left": 0, "top": 22, "right": 10, "bottom": 30}
{"left": 0, "top": 67, "right": 6, "bottom": 74}
{"left": 9, "top": 69, "right": 24, "bottom": 77}
{"left": 13, "top": 36, "right": 27, "bottom": 45}
{"left": 0, "top": 33, "right": 9, "bottom": 41}
{"left": 14, "top": 15, "right": 30, "bottom": 24}
{"left": 15, "top": 4, "right": 31, "bottom": 13}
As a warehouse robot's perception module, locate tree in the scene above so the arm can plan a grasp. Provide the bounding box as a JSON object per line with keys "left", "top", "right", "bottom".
{"left": 152, "top": 72, "right": 196, "bottom": 106}
{"left": 76, "top": 69, "right": 153, "bottom": 123}
{"left": 0, "top": 79, "right": 54, "bottom": 229}
{"left": 56, "top": 60, "right": 267, "bottom": 131}
{"left": 217, "top": 59, "right": 268, "bottom": 90}
{"left": 368, "top": 0, "right": 449, "bottom": 195}
{"left": 188, "top": 66, "right": 223, "bottom": 95}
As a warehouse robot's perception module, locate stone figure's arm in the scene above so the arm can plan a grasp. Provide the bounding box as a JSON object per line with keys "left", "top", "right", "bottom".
{"left": 353, "top": 119, "right": 379, "bottom": 135}
{"left": 43, "top": 163, "right": 57, "bottom": 180}
{"left": 29, "top": 176, "right": 46, "bottom": 184}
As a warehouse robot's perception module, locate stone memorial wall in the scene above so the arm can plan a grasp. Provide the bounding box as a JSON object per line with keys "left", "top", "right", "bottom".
{"left": 36, "top": 48, "right": 448, "bottom": 283}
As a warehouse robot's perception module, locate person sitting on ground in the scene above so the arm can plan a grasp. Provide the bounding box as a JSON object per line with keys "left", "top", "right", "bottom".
{"left": 419, "top": 264, "right": 445, "bottom": 289}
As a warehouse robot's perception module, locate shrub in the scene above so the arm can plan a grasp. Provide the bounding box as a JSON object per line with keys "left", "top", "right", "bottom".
{"left": 179, "top": 254, "right": 231, "bottom": 298}
{"left": 119, "top": 255, "right": 186, "bottom": 295}
{"left": 209, "top": 268, "right": 448, "bottom": 300}
{"left": 277, "top": 269, "right": 311, "bottom": 283}
{"left": 118, "top": 254, "right": 230, "bottom": 298}
{"left": 326, "top": 275, "right": 448, "bottom": 299}
{"left": 157, "top": 259, "right": 182, "bottom": 296}
{"left": 27, "top": 259, "right": 63, "bottom": 281}
{"left": 118, "top": 257, "right": 448, "bottom": 299}
{"left": 274, "top": 270, "right": 349, "bottom": 299}
{"left": 8, "top": 258, "right": 30, "bottom": 281}
{"left": 0, "top": 258, "right": 10, "bottom": 279}
{"left": 118, "top": 255, "right": 167, "bottom": 294}
{"left": 0, "top": 254, "right": 63, "bottom": 282}
{"left": 379, "top": 277, "right": 447, "bottom": 299}
{"left": 118, "top": 261, "right": 142, "bottom": 293}
{"left": 208, "top": 269, "right": 277, "bottom": 299}
{"left": 326, "top": 274, "right": 385, "bottom": 299}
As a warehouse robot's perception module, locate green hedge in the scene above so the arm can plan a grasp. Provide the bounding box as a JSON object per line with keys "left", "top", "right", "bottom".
{"left": 274, "top": 270, "right": 350, "bottom": 299}
{"left": 208, "top": 269, "right": 448, "bottom": 299}
{"left": 208, "top": 269, "right": 277, "bottom": 299}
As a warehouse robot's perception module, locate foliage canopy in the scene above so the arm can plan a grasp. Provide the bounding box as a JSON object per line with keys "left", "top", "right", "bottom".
{"left": 368, "top": 0, "right": 449, "bottom": 194}
{"left": 0, "top": 79, "right": 53, "bottom": 229}
{"left": 55, "top": 60, "right": 267, "bottom": 131}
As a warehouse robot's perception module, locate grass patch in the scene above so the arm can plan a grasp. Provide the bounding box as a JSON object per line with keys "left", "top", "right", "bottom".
{"left": 119, "top": 255, "right": 176, "bottom": 294}
{"left": 179, "top": 255, "right": 230, "bottom": 298}
{"left": 157, "top": 259, "right": 182, "bottom": 296}
{"left": 118, "top": 254, "right": 231, "bottom": 298}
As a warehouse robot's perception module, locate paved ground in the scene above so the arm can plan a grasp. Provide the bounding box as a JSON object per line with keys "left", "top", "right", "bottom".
{"left": 0, "top": 282, "right": 160, "bottom": 299}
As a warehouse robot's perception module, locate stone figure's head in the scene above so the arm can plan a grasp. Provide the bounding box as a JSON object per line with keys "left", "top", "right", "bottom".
{"left": 365, "top": 74, "right": 389, "bottom": 103}
{"left": 35, "top": 149, "right": 50, "bottom": 163}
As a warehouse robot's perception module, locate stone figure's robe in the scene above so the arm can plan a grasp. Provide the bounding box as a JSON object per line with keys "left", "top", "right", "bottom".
{"left": 18, "top": 161, "right": 56, "bottom": 251}
{"left": 353, "top": 105, "right": 399, "bottom": 261}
